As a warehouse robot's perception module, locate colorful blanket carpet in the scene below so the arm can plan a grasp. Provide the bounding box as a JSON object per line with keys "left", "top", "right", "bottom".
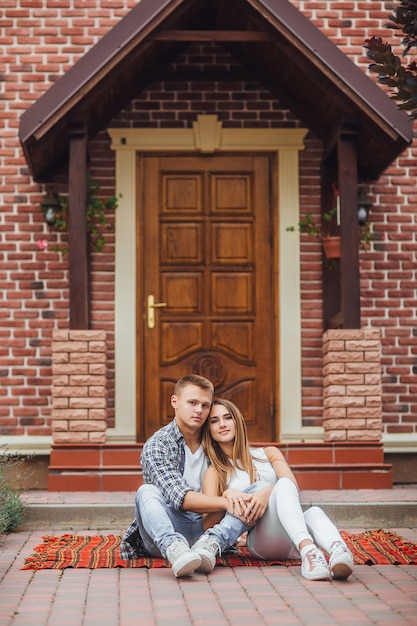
{"left": 22, "top": 530, "right": 417, "bottom": 571}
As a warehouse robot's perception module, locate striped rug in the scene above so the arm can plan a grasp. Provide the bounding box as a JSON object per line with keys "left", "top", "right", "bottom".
{"left": 22, "top": 529, "right": 417, "bottom": 571}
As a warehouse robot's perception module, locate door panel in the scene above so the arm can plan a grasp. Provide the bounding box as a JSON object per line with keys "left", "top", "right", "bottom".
{"left": 139, "top": 155, "right": 277, "bottom": 441}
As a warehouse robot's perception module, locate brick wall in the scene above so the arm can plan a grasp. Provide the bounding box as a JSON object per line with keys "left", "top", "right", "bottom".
{"left": 0, "top": 0, "right": 136, "bottom": 436}
{"left": 0, "top": 1, "right": 416, "bottom": 439}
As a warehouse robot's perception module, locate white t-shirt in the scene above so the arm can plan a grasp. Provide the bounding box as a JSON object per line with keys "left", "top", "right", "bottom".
{"left": 228, "top": 447, "right": 277, "bottom": 490}
{"left": 183, "top": 444, "right": 209, "bottom": 492}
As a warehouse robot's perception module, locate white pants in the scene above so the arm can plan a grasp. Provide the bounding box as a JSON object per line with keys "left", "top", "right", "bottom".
{"left": 246, "top": 477, "right": 345, "bottom": 560}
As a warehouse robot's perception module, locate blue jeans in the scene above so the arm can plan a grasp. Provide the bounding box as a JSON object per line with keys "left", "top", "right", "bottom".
{"left": 135, "top": 483, "right": 252, "bottom": 558}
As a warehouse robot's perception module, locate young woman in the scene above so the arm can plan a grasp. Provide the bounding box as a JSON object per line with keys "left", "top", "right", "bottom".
{"left": 202, "top": 398, "right": 354, "bottom": 581}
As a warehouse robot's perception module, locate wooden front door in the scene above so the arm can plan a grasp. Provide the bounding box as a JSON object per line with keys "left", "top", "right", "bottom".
{"left": 138, "top": 154, "right": 277, "bottom": 441}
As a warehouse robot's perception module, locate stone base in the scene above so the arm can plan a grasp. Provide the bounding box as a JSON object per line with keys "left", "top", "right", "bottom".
{"left": 323, "top": 329, "right": 383, "bottom": 441}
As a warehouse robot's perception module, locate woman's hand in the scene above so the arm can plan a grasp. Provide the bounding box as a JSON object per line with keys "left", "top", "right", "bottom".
{"left": 223, "top": 488, "right": 252, "bottom": 518}
{"left": 240, "top": 488, "right": 270, "bottom": 524}
{"left": 222, "top": 487, "right": 270, "bottom": 525}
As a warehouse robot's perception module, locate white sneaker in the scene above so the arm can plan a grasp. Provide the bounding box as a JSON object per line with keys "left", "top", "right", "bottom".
{"left": 329, "top": 542, "right": 354, "bottom": 580}
{"left": 166, "top": 539, "right": 202, "bottom": 577}
{"left": 191, "top": 534, "right": 221, "bottom": 573}
{"left": 301, "top": 545, "right": 331, "bottom": 581}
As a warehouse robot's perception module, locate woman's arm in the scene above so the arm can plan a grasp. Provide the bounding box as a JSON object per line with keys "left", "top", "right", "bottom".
{"left": 264, "top": 446, "right": 299, "bottom": 488}
{"left": 239, "top": 448, "right": 299, "bottom": 524}
{"left": 201, "top": 466, "right": 226, "bottom": 530}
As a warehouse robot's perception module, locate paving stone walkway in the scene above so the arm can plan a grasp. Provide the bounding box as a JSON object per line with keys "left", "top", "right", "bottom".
{"left": 1, "top": 489, "right": 417, "bottom": 625}
{"left": 1, "top": 528, "right": 417, "bottom": 625}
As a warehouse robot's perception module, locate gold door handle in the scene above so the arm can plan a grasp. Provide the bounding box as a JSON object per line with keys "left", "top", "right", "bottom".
{"left": 147, "top": 294, "right": 167, "bottom": 329}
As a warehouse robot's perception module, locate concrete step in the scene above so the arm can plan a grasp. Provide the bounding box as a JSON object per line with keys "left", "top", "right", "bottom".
{"left": 18, "top": 487, "right": 417, "bottom": 530}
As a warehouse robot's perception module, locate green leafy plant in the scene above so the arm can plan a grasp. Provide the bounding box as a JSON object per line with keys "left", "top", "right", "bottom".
{"left": 0, "top": 445, "right": 30, "bottom": 533}
{"left": 287, "top": 207, "right": 338, "bottom": 240}
{"left": 365, "top": 0, "right": 417, "bottom": 118}
{"left": 286, "top": 206, "right": 373, "bottom": 252}
{"left": 43, "top": 175, "right": 120, "bottom": 254}
{"left": 359, "top": 221, "right": 373, "bottom": 250}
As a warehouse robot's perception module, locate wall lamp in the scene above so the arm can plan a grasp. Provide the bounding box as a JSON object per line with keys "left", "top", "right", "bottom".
{"left": 41, "top": 191, "right": 61, "bottom": 228}
{"left": 357, "top": 191, "right": 372, "bottom": 225}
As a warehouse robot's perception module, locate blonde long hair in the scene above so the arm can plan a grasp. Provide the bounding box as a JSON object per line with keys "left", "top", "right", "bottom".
{"left": 202, "top": 398, "right": 258, "bottom": 496}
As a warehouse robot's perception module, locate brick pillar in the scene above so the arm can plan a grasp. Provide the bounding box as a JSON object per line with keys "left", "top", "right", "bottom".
{"left": 323, "top": 329, "right": 382, "bottom": 442}
{"left": 51, "top": 330, "right": 107, "bottom": 443}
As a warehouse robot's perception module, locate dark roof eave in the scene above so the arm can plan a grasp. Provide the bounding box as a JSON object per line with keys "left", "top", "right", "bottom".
{"left": 255, "top": 0, "right": 413, "bottom": 144}
{"left": 18, "top": 0, "right": 413, "bottom": 181}
{"left": 18, "top": 0, "right": 175, "bottom": 145}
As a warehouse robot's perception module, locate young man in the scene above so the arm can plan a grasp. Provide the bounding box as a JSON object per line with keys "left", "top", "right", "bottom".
{"left": 120, "top": 374, "right": 249, "bottom": 578}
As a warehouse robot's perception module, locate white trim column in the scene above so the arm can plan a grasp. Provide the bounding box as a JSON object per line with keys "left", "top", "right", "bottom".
{"left": 108, "top": 149, "right": 137, "bottom": 441}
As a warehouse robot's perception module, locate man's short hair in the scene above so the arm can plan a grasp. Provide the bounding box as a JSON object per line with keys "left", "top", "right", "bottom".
{"left": 174, "top": 374, "right": 214, "bottom": 396}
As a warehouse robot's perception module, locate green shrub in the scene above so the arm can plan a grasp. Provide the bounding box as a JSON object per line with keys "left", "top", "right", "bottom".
{"left": 0, "top": 481, "right": 24, "bottom": 533}
{"left": 0, "top": 445, "right": 31, "bottom": 533}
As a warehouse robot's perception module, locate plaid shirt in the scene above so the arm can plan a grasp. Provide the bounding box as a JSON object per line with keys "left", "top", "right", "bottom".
{"left": 141, "top": 419, "right": 191, "bottom": 509}
{"left": 120, "top": 419, "right": 196, "bottom": 560}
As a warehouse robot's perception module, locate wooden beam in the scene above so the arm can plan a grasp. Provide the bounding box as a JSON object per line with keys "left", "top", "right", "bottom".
{"left": 338, "top": 122, "right": 360, "bottom": 329}
{"left": 152, "top": 30, "right": 272, "bottom": 42}
{"left": 161, "top": 69, "right": 258, "bottom": 82}
{"left": 68, "top": 125, "right": 89, "bottom": 329}
{"left": 322, "top": 120, "right": 343, "bottom": 163}
{"left": 321, "top": 159, "right": 341, "bottom": 330}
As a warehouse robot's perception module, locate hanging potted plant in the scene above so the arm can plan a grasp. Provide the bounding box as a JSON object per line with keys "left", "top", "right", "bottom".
{"left": 322, "top": 235, "right": 341, "bottom": 259}
{"left": 286, "top": 207, "right": 341, "bottom": 259}
{"left": 286, "top": 204, "right": 373, "bottom": 259}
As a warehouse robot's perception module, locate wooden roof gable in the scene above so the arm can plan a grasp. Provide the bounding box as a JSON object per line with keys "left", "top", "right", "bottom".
{"left": 19, "top": 0, "right": 412, "bottom": 181}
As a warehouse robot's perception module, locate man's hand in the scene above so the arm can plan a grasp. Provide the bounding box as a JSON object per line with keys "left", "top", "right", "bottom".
{"left": 240, "top": 489, "right": 269, "bottom": 524}
{"left": 223, "top": 487, "right": 271, "bottom": 525}
{"left": 223, "top": 488, "right": 256, "bottom": 524}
